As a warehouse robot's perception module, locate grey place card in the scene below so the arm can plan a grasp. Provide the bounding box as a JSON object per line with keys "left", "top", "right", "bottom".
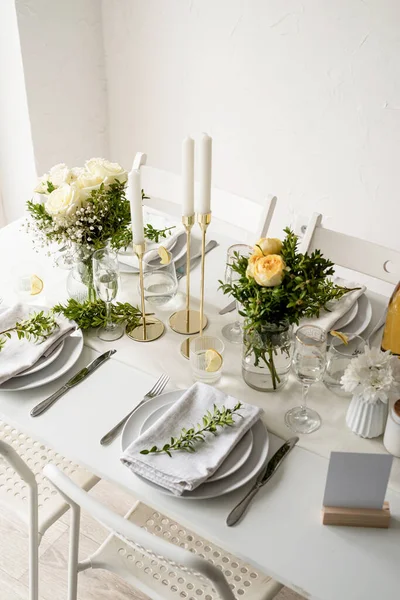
{"left": 323, "top": 452, "right": 393, "bottom": 509}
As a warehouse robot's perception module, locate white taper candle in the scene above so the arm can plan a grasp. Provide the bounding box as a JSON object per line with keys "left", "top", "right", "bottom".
{"left": 128, "top": 169, "right": 144, "bottom": 246}
{"left": 182, "top": 136, "right": 195, "bottom": 216}
{"left": 197, "top": 133, "right": 212, "bottom": 215}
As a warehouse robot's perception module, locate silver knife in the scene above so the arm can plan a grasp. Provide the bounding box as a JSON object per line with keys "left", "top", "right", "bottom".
{"left": 226, "top": 436, "right": 299, "bottom": 526}
{"left": 219, "top": 300, "right": 236, "bottom": 315}
{"left": 30, "top": 349, "right": 116, "bottom": 417}
{"left": 176, "top": 240, "right": 218, "bottom": 278}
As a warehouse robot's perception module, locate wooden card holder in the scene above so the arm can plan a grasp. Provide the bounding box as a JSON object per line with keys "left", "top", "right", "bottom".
{"left": 322, "top": 502, "right": 391, "bottom": 528}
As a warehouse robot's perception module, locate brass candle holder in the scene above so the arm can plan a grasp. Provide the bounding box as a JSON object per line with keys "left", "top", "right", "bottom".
{"left": 127, "top": 242, "right": 165, "bottom": 342}
{"left": 180, "top": 211, "right": 211, "bottom": 358}
{"left": 169, "top": 214, "right": 206, "bottom": 335}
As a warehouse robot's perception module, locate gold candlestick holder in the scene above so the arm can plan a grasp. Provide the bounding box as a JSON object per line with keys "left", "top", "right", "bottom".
{"left": 169, "top": 215, "right": 206, "bottom": 335}
{"left": 180, "top": 211, "right": 211, "bottom": 358}
{"left": 127, "top": 242, "right": 165, "bottom": 342}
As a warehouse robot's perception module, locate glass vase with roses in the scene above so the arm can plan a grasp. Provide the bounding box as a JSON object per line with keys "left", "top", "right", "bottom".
{"left": 26, "top": 159, "right": 174, "bottom": 301}
{"left": 220, "top": 229, "right": 348, "bottom": 391}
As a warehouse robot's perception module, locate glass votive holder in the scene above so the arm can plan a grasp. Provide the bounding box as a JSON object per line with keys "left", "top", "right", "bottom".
{"left": 138, "top": 250, "right": 178, "bottom": 306}
{"left": 189, "top": 335, "right": 225, "bottom": 384}
{"left": 323, "top": 335, "right": 366, "bottom": 397}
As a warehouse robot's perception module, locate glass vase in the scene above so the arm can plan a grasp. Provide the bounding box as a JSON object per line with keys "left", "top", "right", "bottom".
{"left": 66, "top": 246, "right": 97, "bottom": 303}
{"left": 242, "top": 321, "right": 293, "bottom": 392}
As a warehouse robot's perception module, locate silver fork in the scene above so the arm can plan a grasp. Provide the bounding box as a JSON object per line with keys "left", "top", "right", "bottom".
{"left": 100, "top": 374, "right": 170, "bottom": 446}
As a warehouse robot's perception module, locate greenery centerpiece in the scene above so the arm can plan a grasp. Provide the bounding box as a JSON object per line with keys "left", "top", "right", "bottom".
{"left": 220, "top": 229, "right": 348, "bottom": 391}
{"left": 27, "top": 159, "right": 174, "bottom": 300}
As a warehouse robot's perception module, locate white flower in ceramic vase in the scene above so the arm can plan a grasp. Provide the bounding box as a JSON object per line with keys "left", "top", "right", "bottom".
{"left": 342, "top": 345, "right": 400, "bottom": 438}
{"left": 45, "top": 184, "right": 82, "bottom": 221}
{"left": 85, "top": 158, "right": 128, "bottom": 185}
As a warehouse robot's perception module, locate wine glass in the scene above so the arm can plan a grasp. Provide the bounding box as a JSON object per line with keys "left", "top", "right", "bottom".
{"left": 285, "top": 325, "right": 327, "bottom": 434}
{"left": 93, "top": 248, "right": 124, "bottom": 341}
{"left": 221, "top": 244, "right": 252, "bottom": 344}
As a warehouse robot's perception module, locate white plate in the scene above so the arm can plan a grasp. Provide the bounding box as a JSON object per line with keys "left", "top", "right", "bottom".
{"left": 0, "top": 330, "right": 84, "bottom": 391}
{"left": 14, "top": 340, "right": 65, "bottom": 377}
{"left": 118, "top": 209, "right": 182, "bottom": 273}
{"left": 333, "top": 294, "right": 372, "bottom": 341}
{"left": 139, "top": 401, "right": 254, "bottom": 483}
{"left": 332, "top": 300, "right": 359, "bottom": 331}
{"left": 121, "top": 390, "right": 269, "bottom": 499}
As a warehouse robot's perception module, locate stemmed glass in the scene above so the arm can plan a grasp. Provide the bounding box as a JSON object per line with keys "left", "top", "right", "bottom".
{"left": 285, "top": 325, "right": 327, "bottom": 434}
{"left": 93, "top": 248, "right": 124, "bottom": 341}
{"left": 221, "top": 244, "right": 252, "bottom": 344}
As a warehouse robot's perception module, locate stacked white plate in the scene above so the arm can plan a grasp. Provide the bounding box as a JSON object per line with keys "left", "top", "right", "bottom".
{"left": 121, "top": 390, "right": 269, "bottom": 499}
{"left": 0, "top": 329, "right": 84, "bottom": 391}
{"left": 328, "top": 293, "right": 372, "bottom": 340}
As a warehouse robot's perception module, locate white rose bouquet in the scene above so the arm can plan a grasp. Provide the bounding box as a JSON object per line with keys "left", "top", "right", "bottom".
{"left": 27, "top": 158, "right": 173, "bottom": 253}
{"left": 220, "top": 229, "right": 348, "bottom": 390}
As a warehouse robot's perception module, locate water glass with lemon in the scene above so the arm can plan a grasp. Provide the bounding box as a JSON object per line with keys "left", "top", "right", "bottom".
{"left": 190, "top": 336, "right": 225, "bottom": 383}
{"left": 139, "top": 247, "right": 178, "bottom": 306}
{"left": 14, "top": 274, "right": 44, "bottom": 301}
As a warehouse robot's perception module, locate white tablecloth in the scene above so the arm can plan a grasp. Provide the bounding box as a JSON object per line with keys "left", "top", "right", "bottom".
{"left": 1, "top": 216, "right": 399, "bottom": 493}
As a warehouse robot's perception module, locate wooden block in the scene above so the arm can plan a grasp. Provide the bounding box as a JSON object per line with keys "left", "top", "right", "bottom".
{"left": 321, "top": 502, "right": 391, "bottom": 528}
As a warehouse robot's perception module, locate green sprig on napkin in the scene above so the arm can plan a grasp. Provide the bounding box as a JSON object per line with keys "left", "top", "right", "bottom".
{"left": 140, "top": 402, "right": 243, "bottom": 457}
{"left": 0, "top": 311, "right": 59, "bottom": 352}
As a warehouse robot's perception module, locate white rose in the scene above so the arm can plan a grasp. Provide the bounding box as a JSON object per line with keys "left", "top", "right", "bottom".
{"left": 45, "top": 184, "right": 81, "bottom": 220}
{"left": 85, "top": 158, "right": 128, "bottom": 184}
{"left": 69, "top": 167, "right": 86, "bottom": 181}
{"left": 34, "top": 174, "right": 50, "bottom": 194}
{"left": 48, "top": 163, "right": 72, "bottom": 187}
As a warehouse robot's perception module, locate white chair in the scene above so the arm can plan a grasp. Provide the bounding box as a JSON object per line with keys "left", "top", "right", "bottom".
{"left": 133, "top": 153, "right": 277, "bottom": 244}
{"left": 44, "top": 464, "right": 283, "bottom": 600}
{"left": 0, "top": 428, "right": 99, "bottom": 600}
{"left": 300, "top": 212, "right": 400, "bottom": 284}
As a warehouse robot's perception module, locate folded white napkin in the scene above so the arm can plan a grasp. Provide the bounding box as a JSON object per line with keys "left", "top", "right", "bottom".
{"left": 121, "top": 382, "right": 262, "bottom": 496}
{"left": 300, "top": 278, "right": 366, "bottom": 333}
{"left": 118, "top": 207, "right": 185, "bottom": 268}
{"left": 0, "top": 304, "right": 76, "bottom": 385}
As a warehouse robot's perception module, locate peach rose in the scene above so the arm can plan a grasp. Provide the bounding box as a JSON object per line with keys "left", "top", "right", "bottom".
{"left": 253, "top": 254, "right": 285, "bottom": 287}
{"left": 253, "top": 237, "right": 282, "bottom": 257}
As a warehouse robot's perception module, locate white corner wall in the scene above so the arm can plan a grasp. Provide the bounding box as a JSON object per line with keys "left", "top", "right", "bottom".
{"left": 15, "top": 0, "right": 108, "bottom": 183}
{"left": 102, "top": 0, "right": 400, "bottom": 250}
{"left": 0, "top": 0, "right": 37, "bottom": 224}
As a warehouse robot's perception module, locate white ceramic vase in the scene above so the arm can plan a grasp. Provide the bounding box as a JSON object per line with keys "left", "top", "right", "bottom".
{"left": 346, "top": 394, "right": 388, "bottom": 438}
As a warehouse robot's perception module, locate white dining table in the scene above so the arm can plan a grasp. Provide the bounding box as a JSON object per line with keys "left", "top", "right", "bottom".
{"left": 1, "top": 213, "right": 400, "bottom": 600}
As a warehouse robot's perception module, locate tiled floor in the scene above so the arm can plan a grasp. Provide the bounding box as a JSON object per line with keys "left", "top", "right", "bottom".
{"left": 0, "top": 479, "right": 304, "bottom": 599}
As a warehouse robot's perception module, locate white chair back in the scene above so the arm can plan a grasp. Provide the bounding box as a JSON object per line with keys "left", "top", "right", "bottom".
{"left": 133, "top": 153, "right": 276, "bottom": 243}
{"left": 44, "top": 464, "right": 236, "bottom": 600}
{"left": 300, "top": 213, "right": 400, "bottom": 285}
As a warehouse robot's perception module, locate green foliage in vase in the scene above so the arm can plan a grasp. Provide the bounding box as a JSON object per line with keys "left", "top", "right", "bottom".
{"left": 140, "top": 403, "right": 243, "bottom": 457}
{"left": 219, "top": 228, "right": 351, "bottom": 389}
{"left": 220, "top": 228, "right": 348, "bottom": 327}
{"left": 53, "top": 298, "right": 141, "bottom": 332}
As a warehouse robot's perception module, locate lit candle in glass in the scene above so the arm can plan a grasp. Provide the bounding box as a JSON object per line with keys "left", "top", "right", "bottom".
{"left": 128, "top": 169, "right": 144, "bottom": 246}
{"left": 197, "top": 133, "right": 212, "bottom": 215}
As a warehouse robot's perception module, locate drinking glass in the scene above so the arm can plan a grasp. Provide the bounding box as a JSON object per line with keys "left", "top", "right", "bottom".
{"left": 190, "top": 335, "right": 225, "bottom": 384}
{"left": 285, "top": 325, "right": 327, "bottom": 434}
{"left": 93, "top": 248, "right": 124, "bottom": 341}
{"left": 323, "top": 335, "right": 365, "bottom": 397}
{"left": 221, "top": 244, "right": 252, "bottom": 344}
{"left": 139, "top": 251, "right": 178, "bottom": 306}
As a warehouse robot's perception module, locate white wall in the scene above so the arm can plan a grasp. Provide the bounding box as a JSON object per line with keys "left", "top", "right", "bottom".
{"left": 0, "top": 0, "right": 37, "bottom": 224}
{"left": 16, "top": 0, "right": 108, "bottom": 177}
{"left": 102, "top": 0, "right": 400, "bottom": 250}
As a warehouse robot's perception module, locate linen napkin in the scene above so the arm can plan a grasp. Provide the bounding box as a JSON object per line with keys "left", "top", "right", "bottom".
{"left": 121, "top": 382, "right": 263, "bottom": 496}
{"left": 299, "top": 278, "right": 366, "bottom": 333}
{"left": 118, "top": 207, "right": 185, "bottom": 268}
{"left": 0, "top": 304, "right": 76, "bottom": 385}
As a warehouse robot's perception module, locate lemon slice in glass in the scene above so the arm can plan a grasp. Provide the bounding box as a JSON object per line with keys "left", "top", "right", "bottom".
{"left": 330, "top": 330, "right": 349, "bottom": 345}
{"left": 158, "top": 246, "right": 171, "bottom": 265}
{"left": 30, "top": 275, "right": 44, "bottom": 296}
{"left": 205, "top": 349, "right": 223, "bottom": 372}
